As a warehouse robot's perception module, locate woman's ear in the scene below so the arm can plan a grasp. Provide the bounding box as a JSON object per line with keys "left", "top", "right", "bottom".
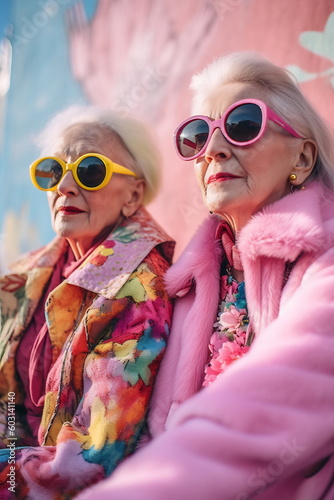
{"left": 291, "top": 139, "right": 318, "bottom": 185}
{"left": 121, "top": 179, "right": 145, "bottom": 218}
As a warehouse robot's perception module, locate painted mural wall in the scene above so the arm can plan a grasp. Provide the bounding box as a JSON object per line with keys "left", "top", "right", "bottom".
{"left": 1, "top": 0, "right": 334, "bottom": 272}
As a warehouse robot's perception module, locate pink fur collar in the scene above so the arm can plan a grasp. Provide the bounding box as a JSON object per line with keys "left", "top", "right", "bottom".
{"left": 165, "top": 215, "right": 222, "bottom": 297}
{"left": 166, "top": 182, "right": 330, "bottom": 297}
{"left": 238, "top": 182, "right": 327, "bottom": 262}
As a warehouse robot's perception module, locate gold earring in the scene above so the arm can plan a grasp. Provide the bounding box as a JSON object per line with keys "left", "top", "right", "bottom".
{"left": 289, "top": 173, "right": 297, "bottom": 181}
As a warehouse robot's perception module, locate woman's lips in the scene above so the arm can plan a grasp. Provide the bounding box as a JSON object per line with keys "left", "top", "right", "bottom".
{"left": 58, "top": 206, "right": 85, "bottom": 215}
{"left": 207, "top": 173, "right": 242, "bottom": 184}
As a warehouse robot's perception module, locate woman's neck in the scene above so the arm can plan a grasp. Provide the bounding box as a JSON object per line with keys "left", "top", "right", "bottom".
{"left": 67, "top": 215, "right": 126, "bottom": 260}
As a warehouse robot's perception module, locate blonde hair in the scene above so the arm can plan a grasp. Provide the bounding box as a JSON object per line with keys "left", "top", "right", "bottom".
{"left": 190, "top": 52, "right": 334, "bottom": 191}
{"left": 37, "top": 105, "right": 162, "bottom": 205}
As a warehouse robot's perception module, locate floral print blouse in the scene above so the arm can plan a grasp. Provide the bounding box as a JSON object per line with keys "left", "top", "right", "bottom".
{"left": 203, "top": 274, "right": 254, "bottom": 387}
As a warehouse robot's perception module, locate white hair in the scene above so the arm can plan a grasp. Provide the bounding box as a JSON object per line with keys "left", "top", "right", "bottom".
{"left": 190, "top": 52, "right": 334, "bottom": 191}
{"left": 36, "top": 105, "right": 162, "bottom": 205}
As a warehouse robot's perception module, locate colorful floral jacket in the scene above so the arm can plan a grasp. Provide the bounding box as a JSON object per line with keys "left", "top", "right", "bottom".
{"left": 0, "top": 206, "right": 174, "bottom": 499}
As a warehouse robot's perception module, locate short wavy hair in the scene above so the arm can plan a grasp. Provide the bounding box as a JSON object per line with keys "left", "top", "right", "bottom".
{"left": 37, "top": 105, "right": 162, "bottom": 205}
{"left": 190, "top": 52, "right": 334, "bottom": 191}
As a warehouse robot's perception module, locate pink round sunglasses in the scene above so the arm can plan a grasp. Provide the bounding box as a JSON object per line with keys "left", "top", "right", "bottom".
{"left": 174, "top": 98, "right": 301, "bottom": 161}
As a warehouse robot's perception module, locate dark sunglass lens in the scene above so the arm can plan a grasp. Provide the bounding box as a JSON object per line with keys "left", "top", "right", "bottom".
{"left": 177, "top": 119, "right": 209, "bottom": 158}
{"left": 77, "top": 157, "right": 106, "bottom": 188}
{"left": 226, "top": 103, "right": 262, "bottom": 143}
{"left": 35, "top": 159, "right": 63, "bottom": 189}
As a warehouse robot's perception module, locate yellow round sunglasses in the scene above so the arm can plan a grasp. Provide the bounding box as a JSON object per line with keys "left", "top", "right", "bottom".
{"left": 30, "top": 153, "right": 137, "bottom": 191}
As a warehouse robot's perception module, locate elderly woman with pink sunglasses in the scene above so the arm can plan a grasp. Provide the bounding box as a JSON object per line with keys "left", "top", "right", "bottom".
{"left": 0, "top": 105, "right": 174, "bottom": 498}
{"left": 78, "top": 52, "right": 334, "bottom": 500}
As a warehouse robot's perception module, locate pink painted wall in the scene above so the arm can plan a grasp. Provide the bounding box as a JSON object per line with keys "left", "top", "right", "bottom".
{"left": 67, "top": 0, "right": 334, "bottom": 257}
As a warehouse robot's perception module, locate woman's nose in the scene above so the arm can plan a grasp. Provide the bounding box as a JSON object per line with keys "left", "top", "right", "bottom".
{"left": 204, "top": 128, "right": 232, "bottom": 163}
{"left": 57, "top": 170, "right": 79, "bottom": 195}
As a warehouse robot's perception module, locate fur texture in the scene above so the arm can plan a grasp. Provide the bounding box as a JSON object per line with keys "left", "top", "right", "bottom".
{"left": 148, "top": 181, "right": 334, "bottom": 436}
{"left": 77, "top": 181, "right": 334, "bottom": 500}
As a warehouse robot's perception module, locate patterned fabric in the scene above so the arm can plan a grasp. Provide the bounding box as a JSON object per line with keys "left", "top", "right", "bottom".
{"left": 215, "top": 220, "right": 243, "bottom": 271}
{"left": 203, "top": 258, "right": 295, "bottom": 388}
{"left": 203, "top": 275, "right": 253, "bottom": 387}
{"left": 0, "top": 207, "right": 174, "bottom": 499}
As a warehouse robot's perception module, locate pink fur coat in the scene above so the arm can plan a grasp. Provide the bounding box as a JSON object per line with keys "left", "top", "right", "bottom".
{"left": 78, "top": 181, "right": 334, "bottom": 500}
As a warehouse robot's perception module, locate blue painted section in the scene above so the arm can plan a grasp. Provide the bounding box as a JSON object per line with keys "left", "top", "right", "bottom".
{"left": 0, "top": 0, "right": 98, "bottom": 265}
{"left": 0, "top": 2, "right": 11, "bottom": 36}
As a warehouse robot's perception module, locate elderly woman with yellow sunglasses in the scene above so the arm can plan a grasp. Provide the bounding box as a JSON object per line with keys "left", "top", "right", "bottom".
{"left": 0, "top": 105, "right": 174, "bottom": 498}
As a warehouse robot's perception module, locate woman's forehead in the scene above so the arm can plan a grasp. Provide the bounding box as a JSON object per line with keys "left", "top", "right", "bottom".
{"left": 55, "top": 123, "right": 125, "bottom": 158}
{"left": 60, "top": 123, "right": 118, "bottom": 147}
{"left": 199, "top": 81, "right": 267, "bottom": 117}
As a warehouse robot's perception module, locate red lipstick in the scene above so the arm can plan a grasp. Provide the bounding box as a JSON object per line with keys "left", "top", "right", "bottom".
{"left": 207, "top": 173, "right": 242, "bottom": 185}
{"left": 58, "top": 206, "right": 84, "bottom": 215}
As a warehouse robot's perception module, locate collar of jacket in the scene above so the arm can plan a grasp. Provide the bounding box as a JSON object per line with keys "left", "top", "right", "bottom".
{"left": 165, "top": 181, "right": 331, "bottom": 298}
{"left": 66, "top": 206, "right": 175, "bottom": 299}
{"left": 10, "top": 206, "right": 174, "bottom": 299}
